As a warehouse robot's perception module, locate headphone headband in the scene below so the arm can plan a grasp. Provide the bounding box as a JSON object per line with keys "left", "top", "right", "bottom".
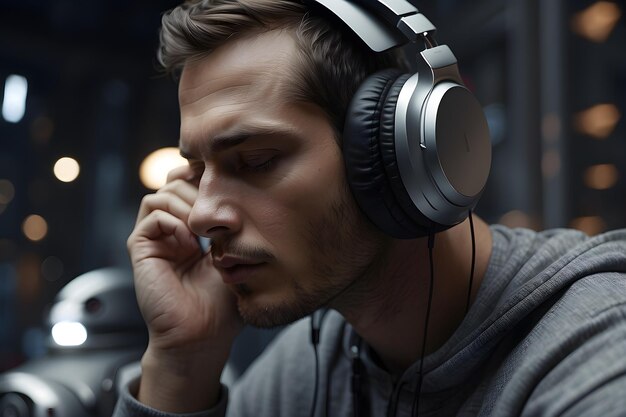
{"left": 306, "top": 0, "right": 436, "bottom": 52}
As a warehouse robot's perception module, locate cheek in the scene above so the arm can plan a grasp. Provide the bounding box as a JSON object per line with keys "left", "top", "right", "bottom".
{"left": 250, "top": 148, "right": 346, "bottom": 252}
{"left": 283, "top": 145, "right": 345, "bottom": 208}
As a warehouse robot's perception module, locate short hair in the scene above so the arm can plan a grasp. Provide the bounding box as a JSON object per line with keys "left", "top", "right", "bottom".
{"left": 158, "top": 0, "right": 409, "bottom": 138}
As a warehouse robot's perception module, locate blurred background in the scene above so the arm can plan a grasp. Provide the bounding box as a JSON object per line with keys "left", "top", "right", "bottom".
{"left": 0, "top": 0, "right": 624, "bottom": 380}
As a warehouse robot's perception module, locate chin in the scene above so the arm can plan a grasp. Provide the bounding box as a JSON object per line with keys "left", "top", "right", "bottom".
{"left": 234, "top": 284, "right": 320, "bottom": 329}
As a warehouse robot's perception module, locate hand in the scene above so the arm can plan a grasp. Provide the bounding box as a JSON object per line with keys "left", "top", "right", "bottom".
{"left": 127, "top": 165, "right": 243, "bottom": 412}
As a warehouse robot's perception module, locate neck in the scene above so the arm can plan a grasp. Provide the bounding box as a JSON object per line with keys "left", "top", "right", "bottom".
{"left": 333, "top": 215, "right": 492, "bottom": 373}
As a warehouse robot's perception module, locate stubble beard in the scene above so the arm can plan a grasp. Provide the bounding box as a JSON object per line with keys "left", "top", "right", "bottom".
{"left": 236, "top": 181, "right": 390, "bottom": 329}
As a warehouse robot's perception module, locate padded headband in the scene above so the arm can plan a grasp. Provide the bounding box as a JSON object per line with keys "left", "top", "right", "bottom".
{"left": 305, "top": 0, "right": 436, "bottom": 52}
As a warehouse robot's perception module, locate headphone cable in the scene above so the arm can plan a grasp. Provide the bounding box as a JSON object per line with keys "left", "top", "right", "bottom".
{"left": 310, "top": 338, "right": 320, "bottom": 417}
{"left": 411, "top": 232, "right": 436, "bottom": 417}
{"left": 465, "top": 210, "right": 476, "bottom": 315}
{"left": 309, "top": 308, "right": 329, "bottom": 417}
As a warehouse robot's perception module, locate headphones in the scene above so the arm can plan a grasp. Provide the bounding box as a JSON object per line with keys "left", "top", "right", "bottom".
{"left": 307, "top": 0, "right": 492, "bottom": 238}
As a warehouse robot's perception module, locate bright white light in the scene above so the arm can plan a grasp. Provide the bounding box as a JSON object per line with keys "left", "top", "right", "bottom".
{"left": 53, "top": 157, "right": 80, "bottom": 182}
{"left": 139, "top": 147, "right": 188, "bottom": 190}
{"left": 2, "top": 74, "right": 28, "bottom": 123}
{"left": 51, "top": 321, "right": 88, "bottom": 346}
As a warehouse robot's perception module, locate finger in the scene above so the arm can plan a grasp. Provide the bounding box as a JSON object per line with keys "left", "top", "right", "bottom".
{"left": 166, "top": 164, "right": 195, "bottom": 184}
{"left": 157, "top": 179, "right": 198, "bottom": 207}
{"left": 129, "top": 209, "right": 199, "bottom": 261}
{"left": 136, "top": 192, "right": 193, "bottom": 226}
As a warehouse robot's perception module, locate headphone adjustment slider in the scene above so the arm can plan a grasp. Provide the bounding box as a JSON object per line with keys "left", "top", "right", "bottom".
{"left": 397, "top": 13, "right": 436, "bottom": 43}
{"left": 420, "top": 45, "right": 463, "bottom": 85}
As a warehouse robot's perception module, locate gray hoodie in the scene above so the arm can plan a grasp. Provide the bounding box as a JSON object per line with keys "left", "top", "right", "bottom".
{"left": 113, "top": 225, "right": 626, "bottom": 416}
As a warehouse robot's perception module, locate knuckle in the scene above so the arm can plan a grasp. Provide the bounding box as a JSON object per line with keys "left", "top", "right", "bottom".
{"left": 140, "top": 193, "right": 158, "bottom": 207}
{"left": 166, "top": 165, "right": 189, "bottom": 183}
{"left": 157, "top": 180, "right": 183, "bottom": 194}
{"left": 126, "top": 233, "right": 136, "bottom": 250}
{"left": 148, "top": 208, "right": 164, "bottom": 220}
{"left": 165, "top": 171, "right": 177, "bottom": 184}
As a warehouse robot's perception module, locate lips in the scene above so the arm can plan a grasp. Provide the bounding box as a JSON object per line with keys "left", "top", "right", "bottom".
{"left": 213, "top": 255, "right": 267, "bottom": 285}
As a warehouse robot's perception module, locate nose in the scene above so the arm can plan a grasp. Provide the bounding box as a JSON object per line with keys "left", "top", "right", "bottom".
{"left": 187, "top": 170, "right": 241, "bottom": 241}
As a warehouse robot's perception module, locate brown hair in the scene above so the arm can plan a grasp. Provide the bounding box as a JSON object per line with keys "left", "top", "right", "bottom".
{"left": 158, "top": 0, "right": 408, "bottom": 136}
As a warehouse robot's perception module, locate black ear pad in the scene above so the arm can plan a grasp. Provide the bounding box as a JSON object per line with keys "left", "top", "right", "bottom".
{"left": 376, "top": 74, "right": 452, "bottom": 237}
{"left": 343, "top": 69, "right": 427, "bottom": 238}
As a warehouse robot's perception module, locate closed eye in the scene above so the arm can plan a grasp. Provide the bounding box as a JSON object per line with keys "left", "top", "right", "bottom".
{"left": 239, "top": 150, "right": 279, "bottom": 172}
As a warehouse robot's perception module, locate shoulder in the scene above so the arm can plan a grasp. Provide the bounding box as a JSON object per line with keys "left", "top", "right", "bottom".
{"left": 489, "top": 225, "right": 626, "bottom": 264}
{"left": 476, "top": 228, "right": 626, "bottom": 415}
{"left": 489, "top": 271, "right": 626, "bottom": 416}
{"left": 533, "top": 271, "right": 626, "bottom": 341}
{"left": 505, "top": 230, "right": 626, "bottom": 360}
{"left": 483, "top": 226, "right": 626, "bottom": 307}
{"left": 565, "top": 271, "right": 626, "bottom": 314}
{"left": 524, "top": 272, "right": 626, "bottom": 416}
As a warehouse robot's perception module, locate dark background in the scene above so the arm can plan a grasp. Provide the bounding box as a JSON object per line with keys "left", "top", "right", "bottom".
{"left": 0, "top": 0, "right": 625, "bottom": 372}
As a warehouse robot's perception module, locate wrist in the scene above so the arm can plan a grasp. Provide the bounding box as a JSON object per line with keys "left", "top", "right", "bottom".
{"left": 137, "top": 343, "right": 230, "bottom": 413}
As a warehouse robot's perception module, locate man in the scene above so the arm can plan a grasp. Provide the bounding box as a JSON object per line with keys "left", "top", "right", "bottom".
{"left": 114, "top": 1, "right": 626, "bottom": 416}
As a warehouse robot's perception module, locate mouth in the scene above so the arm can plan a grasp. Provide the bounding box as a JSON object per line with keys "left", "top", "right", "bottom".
{"left": 213, "top": 256, "right": 267, "bottom": 285}
{"left": 218, "top": 263, "right": 267, "bottom": 285}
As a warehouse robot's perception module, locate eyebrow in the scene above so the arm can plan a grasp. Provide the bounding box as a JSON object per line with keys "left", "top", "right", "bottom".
{"left": 180, "top": 134, "right": 249, "bottom": 160}
{"left": 179, "top": 125, "right": 297, "bottom": 160}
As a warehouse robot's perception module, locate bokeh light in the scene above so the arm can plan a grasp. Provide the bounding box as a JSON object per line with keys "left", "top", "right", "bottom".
{"left": 22, "top": 214, "right": 48, "bottom": 242}
{"left": 498, "top": 210, "right": 538, "bottom": 230}
{"left": 583, "top": 164, "right": 619, "bottom": 190}
{"left": 2, "top": 74, "right": 28, "bottom": 123}
{"left": 0, "top": 179, "right": 15, "bottom": 204}
{"left": 53, "top": 157, "right": 80, "bottom": 183}
{"left": 571, "top": 1, "right": 622, "bottom": 43}
{"left": 139, "top": 147, "right": 188, "bottom": 190}
{"left": 570, "top": 216, "right": 607, "bottom": 235}
{"left": 574, "top": 103, "right": 621, "bottom": 139}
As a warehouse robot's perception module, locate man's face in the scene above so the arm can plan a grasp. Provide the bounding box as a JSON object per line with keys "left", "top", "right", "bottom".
{"left": 179, "top": 29, "right": 388, "bottom": 328}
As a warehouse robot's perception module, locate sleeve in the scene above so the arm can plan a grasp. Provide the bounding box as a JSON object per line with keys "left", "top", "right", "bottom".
{"left": 111, "top": 377, "right": 228, "bottom": 417}
{"left": 111, "top": 314, "right": 341, "bottom": 417}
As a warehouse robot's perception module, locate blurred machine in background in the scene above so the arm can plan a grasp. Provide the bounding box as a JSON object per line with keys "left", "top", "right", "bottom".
{"left": 0, "top": 268, "right": 147, "bottom": 417}
{"left": 0, "top": 267, "right": 279, "bottom": 417}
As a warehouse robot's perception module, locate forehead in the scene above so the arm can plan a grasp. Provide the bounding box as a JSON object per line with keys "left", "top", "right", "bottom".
{"left": 178, "top": 29, "right": 299, "bottom": 110}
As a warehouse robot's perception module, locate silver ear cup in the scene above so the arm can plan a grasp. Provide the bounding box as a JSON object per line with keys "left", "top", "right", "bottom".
{"left": 395, "top": 76, "right": 491, "bottom": 226}
{"left": 422, "top": 82, "right": 492, "bottom": 206}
